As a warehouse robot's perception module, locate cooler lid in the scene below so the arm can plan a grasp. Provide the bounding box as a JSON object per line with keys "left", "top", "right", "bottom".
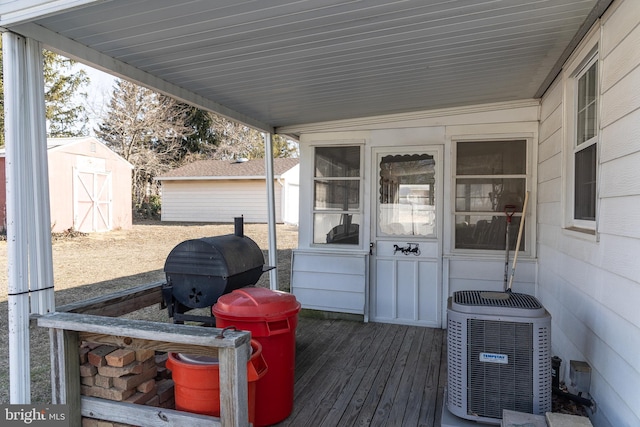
{"left": 213, "top": 287, "right": 301, "bottom": 320}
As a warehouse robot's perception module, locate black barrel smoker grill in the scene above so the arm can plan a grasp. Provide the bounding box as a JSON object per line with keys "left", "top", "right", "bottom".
{"left": 162, "top": 217, "right": 274, "bottom": 325}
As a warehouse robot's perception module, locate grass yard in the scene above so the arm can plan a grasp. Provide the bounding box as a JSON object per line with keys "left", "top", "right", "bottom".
{"left": 0, "top": 220, "right": 298, "bottom": 404}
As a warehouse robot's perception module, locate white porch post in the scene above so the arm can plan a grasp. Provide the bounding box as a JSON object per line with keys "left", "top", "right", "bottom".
{"left": 263, "top": 133, "right": 278, "bottom": 290}
{"left": 3, "top": 31, "right": 55, "bottom": 404}
{"left": 25, "top": 37, "right": 55, "bottom": 315}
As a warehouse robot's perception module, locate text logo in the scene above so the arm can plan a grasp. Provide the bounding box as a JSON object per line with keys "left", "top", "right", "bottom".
{"left": 1, "top": 405, "right": 69, "bottom": 426}
{"left": 479, "top": 352, "right": 509, "bottom": 364}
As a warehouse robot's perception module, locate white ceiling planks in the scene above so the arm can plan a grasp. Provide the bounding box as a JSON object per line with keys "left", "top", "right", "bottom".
{"left": 2, "top": 0, "right": 603, "bottom": 130}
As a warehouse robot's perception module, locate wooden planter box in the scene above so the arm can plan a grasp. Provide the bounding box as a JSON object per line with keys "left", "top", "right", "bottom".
{"left": 37, "top": 281, "right": 252, "bottom": 427}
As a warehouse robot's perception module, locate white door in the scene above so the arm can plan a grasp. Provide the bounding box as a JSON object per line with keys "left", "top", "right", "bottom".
{"left": 369, "top": 146, "right": 443, "bottom": 327}
{"left": 74, "top": 168, "right": 112, "bottom": 232}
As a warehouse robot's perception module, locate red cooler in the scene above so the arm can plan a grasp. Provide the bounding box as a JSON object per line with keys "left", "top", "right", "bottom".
{"left": 213, "top": 287, "right": 301, "bottom": 426}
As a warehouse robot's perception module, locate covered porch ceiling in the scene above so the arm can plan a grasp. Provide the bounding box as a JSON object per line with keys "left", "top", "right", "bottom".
{"left": 1, "top": 0, "right": 610, "bottom": 134}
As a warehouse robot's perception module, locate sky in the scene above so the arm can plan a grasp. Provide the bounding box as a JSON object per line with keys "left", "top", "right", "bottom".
{"left": 78, "top": 65, "right": 118, "bottom": 135}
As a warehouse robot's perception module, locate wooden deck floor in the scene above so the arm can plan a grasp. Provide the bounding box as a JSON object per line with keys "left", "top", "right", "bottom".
{"left": 275, "top": 316, "right": 447, "bottom": 427}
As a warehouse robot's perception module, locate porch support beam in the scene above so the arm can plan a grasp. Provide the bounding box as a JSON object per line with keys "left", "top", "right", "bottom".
{"left": 263, "top": 133, "right": 278, "bottom": 290}
{"left": 0, "top": 0, "right": 102, "bottom": 26}
{"left": 3, "top": 31, "right": 55, "bottom": 403}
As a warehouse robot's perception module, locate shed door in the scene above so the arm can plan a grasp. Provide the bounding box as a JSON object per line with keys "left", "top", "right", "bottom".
{"left": 369, "top": 146, "right": 443, "bottom": 327}
{"left": 74, "top": 168, "right": 112, "bottom": 232}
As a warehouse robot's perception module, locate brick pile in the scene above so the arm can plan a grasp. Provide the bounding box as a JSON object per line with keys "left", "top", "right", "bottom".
{"left": 79, "top": 342, "right": 175, "bottom": 426}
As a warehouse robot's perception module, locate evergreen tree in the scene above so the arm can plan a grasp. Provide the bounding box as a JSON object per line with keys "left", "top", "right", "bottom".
{"left": 178, "top": 106, "right": 219, "bottom": 160}
{"left": 0, "top": 39, "right": 90, "bottom": 146}
{"left": 43, "top": 50, "right": 90, "bottom": 136}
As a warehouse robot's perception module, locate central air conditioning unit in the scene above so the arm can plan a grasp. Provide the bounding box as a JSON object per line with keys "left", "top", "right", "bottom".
{"left": 447, "top": 290, "right": 551, "bottom": 425}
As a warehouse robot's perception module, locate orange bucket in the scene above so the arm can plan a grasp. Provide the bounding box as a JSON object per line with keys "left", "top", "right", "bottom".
{"left": 166, "top": 339, "right": 267, "bottom": 424}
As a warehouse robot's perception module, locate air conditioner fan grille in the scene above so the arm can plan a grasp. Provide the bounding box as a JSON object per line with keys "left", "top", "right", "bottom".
{"left": 454, "top": 290, "right": 542, "bottom": 309}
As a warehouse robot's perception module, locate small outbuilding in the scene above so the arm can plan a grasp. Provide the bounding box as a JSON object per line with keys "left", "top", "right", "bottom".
{"left": 157, "top": 157, "right": 299, "bottom": 224}
{"left": 0, "top": 137, "right": 133, "bottom": 233}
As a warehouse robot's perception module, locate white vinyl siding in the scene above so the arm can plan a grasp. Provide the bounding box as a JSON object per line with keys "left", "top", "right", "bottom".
{"left": 446, "top": 258, "right": 537, "bottom": 296}
{"left": 537, "top": 2, "right": 640, "bottom": 426}
{"left": 293, "top": 102, "right": 539, "bottom": 326}
{"left": 161, "top": 180, "right": 283, "bottom": 223}
{"left": 291, "top": 250, "right": 367, "bottom": 315}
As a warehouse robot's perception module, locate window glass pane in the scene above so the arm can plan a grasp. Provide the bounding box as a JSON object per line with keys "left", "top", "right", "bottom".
{"left": 313, "top": 146, "right": 362, "bottom": 245}
{"left": 378, "top": 154, "right": 436, "bottom": 237}
{"left": 456, "top": 140, "right": 526, "bottom": 175}
{"left": 578, "top": 72, "right": 587, "bottom": 111}
{"left": 314, "top": 180, "right": 359, "bottom": 210}
{"left": 314, "top": 213, "right": 361, "bottom": 244}
{"left": 455, "top": 215, "right": 524, "bottom": 250}
{"left": 455, "top": 179, "right": 525, "bottom": 212}
{"left": 455, "top": 140, "right": 527, "bottom": 250}
{"left": 575, "top": 144, "right": 597, "bottom": 220}
{"left": 315, "top": 146, "right": 360, "bottom": 177}
{"left": 577, "top": 102, "right": 597, "bottom": 144}
{"left": 577, "top": 63, "right": 598, "bottom": 145}
{"left": 587, "top": 64, "right": 597, "bottom": 105}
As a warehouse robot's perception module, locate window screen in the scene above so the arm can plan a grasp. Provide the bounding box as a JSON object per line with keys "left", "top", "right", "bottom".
{"left": 455, "top": 140, "right": 527, "bottom": 250}
{"left": 313, "top": 146, "right": 362, "bottom": 245}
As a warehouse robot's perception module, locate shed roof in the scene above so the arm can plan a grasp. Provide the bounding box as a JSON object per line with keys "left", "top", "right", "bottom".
{"left": 0, "top": 136, "right": 134, "bottom": 169}
{"left": 157, "top": 157, "right": 299, "bottom": 181}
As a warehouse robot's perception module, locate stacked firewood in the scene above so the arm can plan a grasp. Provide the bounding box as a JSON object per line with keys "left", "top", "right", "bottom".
{"left": 78, "top": 342, "right": 174, "bottom": 426}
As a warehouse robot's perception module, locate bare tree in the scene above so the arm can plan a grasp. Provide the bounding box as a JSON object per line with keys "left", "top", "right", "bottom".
{"left": 96, "top": 80, "right": 192, "bottom": 209}
{"left": 209, "top": 114, "right": 264, "bottom": 160}
{"left": 96, "top": 80, "right": 298, "bottom": 217}
{"left": 207, "top": 114, "right": 298, "bottom": 160}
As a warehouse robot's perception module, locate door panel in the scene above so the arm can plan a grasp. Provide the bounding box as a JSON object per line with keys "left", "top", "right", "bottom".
{"left": 369, "top": 147, "right": 442, "bottom": 327}
{"left": 374, "top": 259, "right": 395, "bottom": 319}
{"left": 74, "top": 169, "right": 112, "bottom": 232}
{"left": 375, "top": 240, "right": 439, "bottom": 258}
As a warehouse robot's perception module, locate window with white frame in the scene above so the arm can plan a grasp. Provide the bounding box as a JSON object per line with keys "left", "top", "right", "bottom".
{"left": 573, "top": 56, "right": 598, "bottom": 224}
{"left": 313, "top": 146, "right": 362, "bottom": 245}
{"left": 454, "top": 140, "right": 527, "bottom": 251}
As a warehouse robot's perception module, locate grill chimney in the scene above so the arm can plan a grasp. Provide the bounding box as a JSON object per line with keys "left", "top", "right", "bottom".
{"left": 234, "top": 216, "right": 244, "bottom": 237}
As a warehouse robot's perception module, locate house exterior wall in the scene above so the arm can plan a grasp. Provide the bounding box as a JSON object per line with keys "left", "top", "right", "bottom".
{"left": 291, "top": 101, "right": 539, "bottom": 323}
{"left": 47, "top": 140, "right": 133, "bottom": 232}
{"left": 537, "top": 1, "right": 640, "bottom": 426}
{"left": 280, "top": 164, "right": 300, "bottom": 225}
{"left": 160, "top": 179, "right": 284, "bottom": 223}
{"left": 0, "top": 158, "right": 6, "bottom": 230}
